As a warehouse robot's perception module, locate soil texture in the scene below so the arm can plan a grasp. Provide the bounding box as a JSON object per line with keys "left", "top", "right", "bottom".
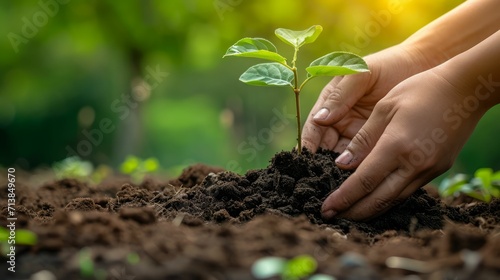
{"left": 1, "top": 149, "right": 500, "bottom": 280}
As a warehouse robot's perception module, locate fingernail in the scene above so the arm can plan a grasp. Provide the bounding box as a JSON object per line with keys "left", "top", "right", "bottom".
{"left": 313, "top": 108, "right": 330, "bottom": 121}
{"left": 322, "top": 210, "right": 337, "bottom": 220}
{"left": 335, "top": 150, "right": 353, "bottom": 165}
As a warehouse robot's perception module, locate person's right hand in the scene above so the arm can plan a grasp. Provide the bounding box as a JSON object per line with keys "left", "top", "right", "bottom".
{"left": 301, "top": 44, "right": 435, "bottom": 153}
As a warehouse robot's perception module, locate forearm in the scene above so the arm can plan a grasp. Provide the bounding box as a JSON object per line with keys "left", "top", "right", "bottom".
{"left": 435, "top": 30, "right": 500, "bottom": 110}
{"left": 402, "top": 0, "right": 500, "bottom": 67}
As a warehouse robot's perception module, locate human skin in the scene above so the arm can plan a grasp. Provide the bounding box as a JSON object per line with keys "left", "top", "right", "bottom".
{"left": 301, "top": 0, "right": 500, "bottom": 220}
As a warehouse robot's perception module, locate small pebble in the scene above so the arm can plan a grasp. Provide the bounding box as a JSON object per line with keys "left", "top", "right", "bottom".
{"left": 30, "top": 270, "right": 56, "bottom": 280}
{"left": 339, "top": 252, "right": 367, "bottom": 268}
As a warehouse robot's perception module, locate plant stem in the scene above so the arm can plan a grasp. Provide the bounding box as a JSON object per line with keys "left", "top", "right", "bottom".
{"left": 294, "top": 88, "right": 302, "bottom": 153}
{"left": 292, "top": 66, "right": 301, "bottom": 153}
{"left": 292, "top": 47, "right": 299, "bottom": 68}
{"left": 291, "top": 46, "right": 302, "bottom": 153}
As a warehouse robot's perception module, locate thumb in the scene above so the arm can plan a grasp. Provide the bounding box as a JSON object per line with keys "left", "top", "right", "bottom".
{"left": 313, "top": 72, "right": 371, "bottom": 125}
{"left": 334, "top": 102, "right": 391, "bottom": 169}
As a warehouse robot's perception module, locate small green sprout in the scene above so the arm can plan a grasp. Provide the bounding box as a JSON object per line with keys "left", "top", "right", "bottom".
{"left": 52, "top": 157, "right": 112, "bottom": 184}
{"left": 224, "top": 25, "right": 369, "bottom": 153}
{"left": 251, "top": 255, "right": 336, "bottom": 280}
{"left": 439, "top": 168, "right": 500, "bottom": 202}
{"left": 0, "top": 227, "right": 37, "bottom": 254}
{"left": 53, "top": 156, "right": 94, "bottom": 180}
{"left": 120, "top": 155, "right": 160, "bottom": 183}
{"left": 126, "top": 252, "right": 140, "bottom": 265}
{"left": 78, "top": 248, "right": 106, "bottom": 279}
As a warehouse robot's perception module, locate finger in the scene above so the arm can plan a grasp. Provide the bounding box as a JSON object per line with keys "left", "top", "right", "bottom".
{"left": 313, "top": 72, "right": 371, "bottom": 126}
{"left": 317, "top": 128, "right": 340, "bottom": 151}
{"left": 332, "top": 137, "right": 350, "bottom": 154}
{"left": 321, "top": 143, "right": 400, "bottom": 218}
{"left": 321, "top": 128, "right": 404, "bottom": 217}
{"left": 302, "top": 77, "right": 344, "bottom": 152}
{"left": 335, "top": 168, "right": 429, "bottom": 221}
{"left": 301, "top": 121, "right": 326, "bottom": 153}
{"left": 335, "top": 101, "right": 395, "bottom": 169}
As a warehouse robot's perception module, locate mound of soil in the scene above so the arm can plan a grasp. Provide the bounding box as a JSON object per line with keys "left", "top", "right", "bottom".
{"left": 1, "top": 149, "right": 500, "bottom": 279}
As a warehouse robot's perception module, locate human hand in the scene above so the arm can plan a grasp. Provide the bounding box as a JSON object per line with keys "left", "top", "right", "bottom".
{"left": 301, "top": 44, "right": 434, "bottom": 153}
{"left": 321, "top": 69, "right": 492, "bottom": 221}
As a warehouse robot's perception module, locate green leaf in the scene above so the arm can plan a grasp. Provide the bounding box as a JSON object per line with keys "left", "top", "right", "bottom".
{"left": 120, "top": 155, "right": 140, "bottom": 174}
{"left": 79, "top": 248, "right": 95, "bottom": 278}
{"left": 491, "top": 171, "right": 500, "bottom": 197}
{"left": 239, "top": 63, "right": 294, "bottom": 87}
{"left": 283, "top": 255, "right": 317, "bottom": 279}
{"left": 275, "top": 25, "right": 323, "bottom": 48}
{"left": 474, "top": 168, "right": 493, "bottom": 189}
{"left": 127, "top": 252, "right": 141, "bottom": 264}
{"left": 15, "top": 229, "right": 37, "bottom": 245}
{"left": 143, "top": 158, "right": 159, "bottom": 172}
{"left": 464, "top": 188, "right": 490, "bottom": 202}
{"left": 439, "top": 174, "right": 468, "bottom": 197}
{"left": 492, "top": 171, "right": 500, "bottom": 181}
{"left": 307, "top": 52, "right": 370, "bottom": 77}
{"left": 223, "top": 38, "right": 287, "bottom": 64}
{"left": 0, "top": 227, "right": 8, "bottom": 241}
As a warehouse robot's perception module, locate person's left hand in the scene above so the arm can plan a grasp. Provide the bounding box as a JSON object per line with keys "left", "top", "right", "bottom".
{"left": 321, "top": 69, "right": 490, "bottom": 221}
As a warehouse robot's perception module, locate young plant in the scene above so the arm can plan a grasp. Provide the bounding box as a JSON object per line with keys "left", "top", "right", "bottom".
{"left": 439, "top": 168, "right": 500, "bottom": 202}
{"left": 251, "top": 254, "right": 335, "bottom": 280}
{"left": 52, "top": 157, "right": 112, "bottom": 184}
{"left": 78, "top": 247, "right": 106, "bottom": 280}
{"left": 224, "top": 25, "right": 369, "bottom": 153}
{"left": 0, "top": 227, "right": 37, "bottom": 254}
{"left": 53, "top": 156, "right": 94, "bottom": 181}
{"left": 120, "top": 155, "right": 160, "bottom": 183}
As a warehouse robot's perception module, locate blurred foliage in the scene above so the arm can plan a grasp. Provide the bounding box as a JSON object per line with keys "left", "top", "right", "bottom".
{"left": 2, "top": 0, "right": 498, "bottom": 178}
{"left": 53, "top": 156, "right": 93, "bottom": 179}
{"left": 439, "top": 168, "right": 500, "bottom": 202}
{"left": 120, "top": 155, "right": 159, "bottom": 183}
{"left": 0, "top": 227, "right": 37, "bottom": 255}
{"left": 52, "top": 156, "right": 112, "bottom": 183}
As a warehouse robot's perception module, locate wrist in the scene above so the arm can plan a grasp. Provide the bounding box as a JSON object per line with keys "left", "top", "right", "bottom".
{"left": 398, "top": 40, "right": 445, "bottom": 72}
{"left": 432, "top": 64, "right": 500, "bottom": 113}
{"left": 432, "top": 30, "right": 500, "bottom": 111}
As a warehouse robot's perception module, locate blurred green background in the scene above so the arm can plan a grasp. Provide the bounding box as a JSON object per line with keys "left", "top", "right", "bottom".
{"left": 1, "top": 0, "right": 498, "bottom": 178}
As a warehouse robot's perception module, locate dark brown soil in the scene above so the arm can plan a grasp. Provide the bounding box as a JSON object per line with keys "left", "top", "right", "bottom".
{"left": 2, "top": 149, "right": 500, "bottom": 280}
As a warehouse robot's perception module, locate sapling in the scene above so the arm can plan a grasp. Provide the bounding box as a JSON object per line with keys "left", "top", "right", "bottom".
{"left": 224, "top": 25, "right": 369, "bottom": 153}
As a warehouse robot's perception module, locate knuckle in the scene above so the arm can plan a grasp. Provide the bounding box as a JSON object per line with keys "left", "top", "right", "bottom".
{"left": 371, "top": 197, "right": 392, "bottom": 212}
{"left": 371, "top": 195, "right": 405, "bottom": 213}
{"left": 358, "top": 175, "right": 377, "bottom": 194}
{"left": 339, "top": 194, "right": 354, "bottom": 210}
{"left": 323, "top": 85, "right": 343, "bottom": 104}
{"left": 373, "top": 100, "right": 393, "bottom": 116}
{"left": 350, "top": 128, "right": 372, "bottom": 150}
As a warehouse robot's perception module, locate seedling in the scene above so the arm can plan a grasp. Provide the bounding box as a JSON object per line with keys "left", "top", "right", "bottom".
{"left": 53, "top": 156, "right": 93, "bottom": 181}
{"left": 439, "top": 168, "right": 500, "bottom": 202}
{"left": 0, "top": 227, "right": 37, "bottom": 254}
{"left": 120, "top": 155, "right": 160, "bottom": 183}
{"left": 78, "top": 248, "right": 106, "bottom": 279}
{"left": 126, "top": 252, "right": 140, "bottom": 265}
{"left": 224, "top": 25, "right": 369, "bottom": 153}
{"left": 252, "top": 254, "right": 335, "bottom": 280}
{"left": 52, "top": 157, "right": 112, "bottom": 184}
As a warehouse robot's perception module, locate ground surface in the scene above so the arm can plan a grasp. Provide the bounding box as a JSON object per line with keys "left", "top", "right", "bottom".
{"left": 1, "top": 149, "right": 500, "bottom": 280}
